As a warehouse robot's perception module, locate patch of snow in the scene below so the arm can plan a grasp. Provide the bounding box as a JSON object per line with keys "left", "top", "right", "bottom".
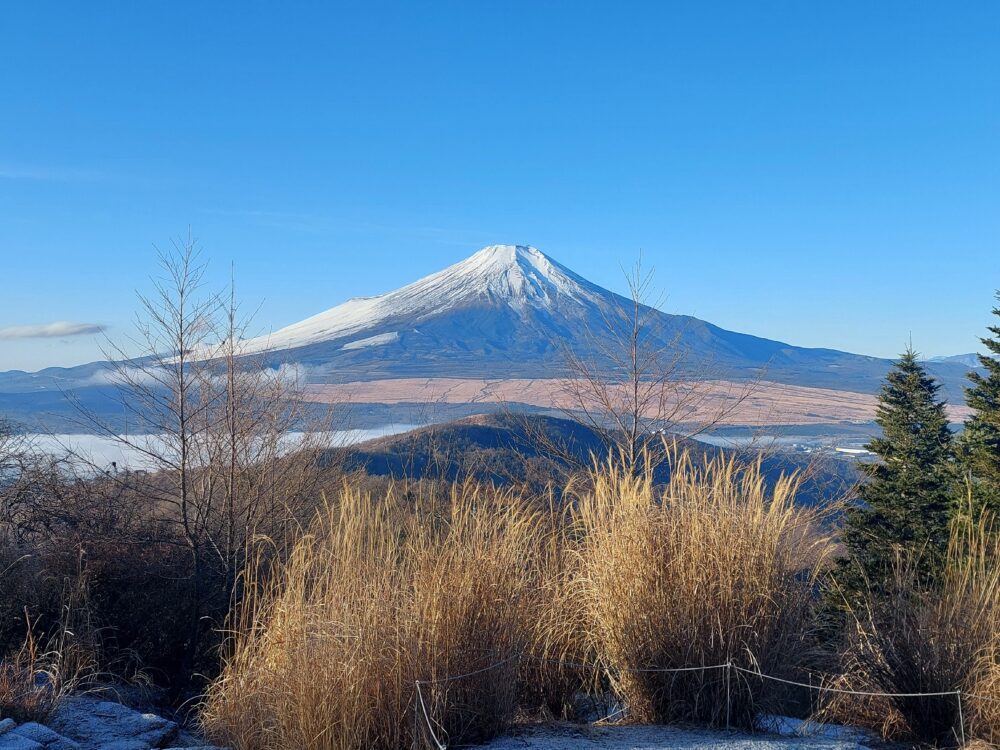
{"left": 0, "top": 735, "right": 45, "bottom": 750}
{"left": 0, "top": 700, "right": 229, "bottom": 750}
{"left": 4, "top": 722, "right": 80, "bottom": 750}
{"left": 341, "top": 331, "right": 400, "bottom": 350}
{"left": 759, "top": 716, "right": 872, "bottom": 743}
{"left": 46, "top": 698, "right": 178, "bottom": 750}
{"left": 479, "top": 723, "right": 877, "bottom": 750}
{"left": 925, "top": 353, "right": 994, "bottom": 367}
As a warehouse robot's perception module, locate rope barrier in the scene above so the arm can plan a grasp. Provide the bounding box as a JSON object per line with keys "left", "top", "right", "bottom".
{"left": 413, "top": 654, "right": 984, "bottom": 748}
{"left": 415, "top": 655, "right": 519, "bottom": 686}
{"left": 732, "top": 666, "right": 962, "bottom": 699}
{"left": 734, "top": 665, "right": 969, "bottom": 747}
{"left": 962, "top": 691, "right": 1000, "bottom": 703}
{"left": 524, "top": 655, "right": 731, "bottom": 674}
{"left": 415, "top": 656, "right": 520, "bottom": 749}
{"left": 624, "top": 662, "right": 731, "bottom": 674}
{"left": 593, "top": 703, "right": 629, "bottom": 725}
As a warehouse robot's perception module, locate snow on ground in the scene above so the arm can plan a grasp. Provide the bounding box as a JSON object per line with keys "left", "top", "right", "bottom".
{"left": 0, "top": 696, "right": 227, "bottom": 750}
{"left": 479, "top": 722, "right": 879, "bottom": 750}
{"left": 0, "top": 700, "right": 881, "bottom": 750}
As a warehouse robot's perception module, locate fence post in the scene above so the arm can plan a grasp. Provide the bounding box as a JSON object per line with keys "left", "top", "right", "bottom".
{"left": 725, "top": 661, "right": 732, "bottom": 731}
{"left": 414, "top": 682, "right": 420, "bottom": 750}
{"left": 808, "top": 672, "right": 813, "bottom": 718}
{"left": 956, "top": 691, "right": 966, "bottom": 748}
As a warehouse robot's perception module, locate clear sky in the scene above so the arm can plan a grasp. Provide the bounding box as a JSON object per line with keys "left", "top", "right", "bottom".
{"left": 1, "top": 2, "right": 998, "bottom": 371}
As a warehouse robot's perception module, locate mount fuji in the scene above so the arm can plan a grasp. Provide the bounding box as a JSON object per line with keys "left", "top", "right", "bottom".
{"left": 0, "top": 244, "right": 976, "bottom": 428}
{"left": 234, "top": 244, "right": 964, "bottom": 394}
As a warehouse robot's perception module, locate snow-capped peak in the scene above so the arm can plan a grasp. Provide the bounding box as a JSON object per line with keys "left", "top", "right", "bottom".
{"left": 461, "top": 244, "right": 549, "bottom": 273}
{"left": 242, "top": 244, "right": 606, "bottom": 353}
{"left": 434, "top": 244, "right": 595, "bottom": 303}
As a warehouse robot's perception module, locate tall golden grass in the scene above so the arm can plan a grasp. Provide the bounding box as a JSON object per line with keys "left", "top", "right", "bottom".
{"left": 201, "top": 480, "right": 548, "bottom": 750}
{"left": 826, "top": 505, "right": 1000, "bottom": 748}
{"left": 202, "top": 450, "right": 836, "bottom": 748}
{"left": 552, "top": 450, "right": 835, "bottom": 727}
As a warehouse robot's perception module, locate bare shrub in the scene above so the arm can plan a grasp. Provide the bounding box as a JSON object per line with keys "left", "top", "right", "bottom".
{"left": 513, "top": 260, "right": 757, "bottom": 480}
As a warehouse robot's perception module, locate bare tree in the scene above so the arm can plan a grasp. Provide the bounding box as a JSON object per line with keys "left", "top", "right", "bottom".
{"left": 199, "top": 272, "right": 326, "bottom": 593}
{"left": 68, "top": 235, "right": 325, "bottom": 670}
{"left": 512, "top": 259, "right": 758, "bottom": 477}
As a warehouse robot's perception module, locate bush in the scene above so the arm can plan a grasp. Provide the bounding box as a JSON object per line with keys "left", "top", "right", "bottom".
{"left": 0, "top": 479, "right": 210, "bottom": 695}
{"left": 0, "top": 450, "right": 332, "bottom": 702}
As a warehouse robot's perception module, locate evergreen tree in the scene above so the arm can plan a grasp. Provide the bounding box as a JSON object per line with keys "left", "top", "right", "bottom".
{"left": 961, "top": 291, "right": 1000, "bottom": 510}
{"left": 840, "top": 348, "right": 956, "bottom": 595}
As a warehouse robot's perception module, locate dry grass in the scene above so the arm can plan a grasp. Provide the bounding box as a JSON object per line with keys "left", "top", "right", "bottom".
{"left": 200, "top": 480, "right": 548, "bottom": 750}
{"left": 0, "top": 610, "right": 94, "bottom": 723}
{"left": 552, "top": 449, "right": 835, "bottom": 728}
{"left": 200, "top": 452, "right": 837, "bottom": 747}
{"left": 824, "top": 508, "right": 1000, "bottom": 748}
{"left": 961, "top": 513, "right": 1000, "bottom": 746}
{"left": 200, "top": 452, "right": 835, "bottom": 745}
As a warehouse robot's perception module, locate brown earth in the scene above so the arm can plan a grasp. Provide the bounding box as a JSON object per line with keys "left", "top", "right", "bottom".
{"left": 301, "top": 377, "right": 972, "bottom": 426}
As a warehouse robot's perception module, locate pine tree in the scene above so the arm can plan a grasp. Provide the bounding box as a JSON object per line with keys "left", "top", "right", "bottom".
{"left": 961, "top": 291, "right": 1000, "bottom": 510}
{"left": 840, "top": 348, "right": 956, "bottom": 594}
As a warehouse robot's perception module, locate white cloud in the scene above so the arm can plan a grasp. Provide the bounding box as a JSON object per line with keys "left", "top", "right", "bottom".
{"left": 0, "top": 322, "right": 107, "bottom": 339}
{"left": 82, "top": 366, "right": 164, "bottom": 387}
{"left": 268, "top": 362, "right": 310, "bottom": 386}
{"left": 203, "top": 362, "right": 311, "bottom": 390}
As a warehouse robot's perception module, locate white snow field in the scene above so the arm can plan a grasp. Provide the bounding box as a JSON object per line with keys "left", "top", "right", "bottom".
{"left": 479, "top": 722, "right": 880, "bottom": 750}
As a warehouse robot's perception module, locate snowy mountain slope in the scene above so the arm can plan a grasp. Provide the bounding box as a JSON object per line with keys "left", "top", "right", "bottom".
{"left": 242, "top": 245, "right": 609, "bottom": 353}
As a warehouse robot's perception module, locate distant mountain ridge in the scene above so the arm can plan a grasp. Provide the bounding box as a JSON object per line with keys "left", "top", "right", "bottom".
{"left": 925, "top": 353, "right": 993, "bottom": 369}
{"left": 331, "top": 412, "right": 860, "bottom": 506}
{"left": 0, "top": 244, "right": 981, "bottom": 428}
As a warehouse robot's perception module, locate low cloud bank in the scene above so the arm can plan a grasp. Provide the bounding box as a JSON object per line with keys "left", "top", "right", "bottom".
{"left": 0, "top": 321, "right": 106, "bottom": 339}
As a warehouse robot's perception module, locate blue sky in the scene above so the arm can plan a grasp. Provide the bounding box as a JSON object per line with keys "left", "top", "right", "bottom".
{"left": 1, "top": 2, "right": 998, "bottom": 370}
